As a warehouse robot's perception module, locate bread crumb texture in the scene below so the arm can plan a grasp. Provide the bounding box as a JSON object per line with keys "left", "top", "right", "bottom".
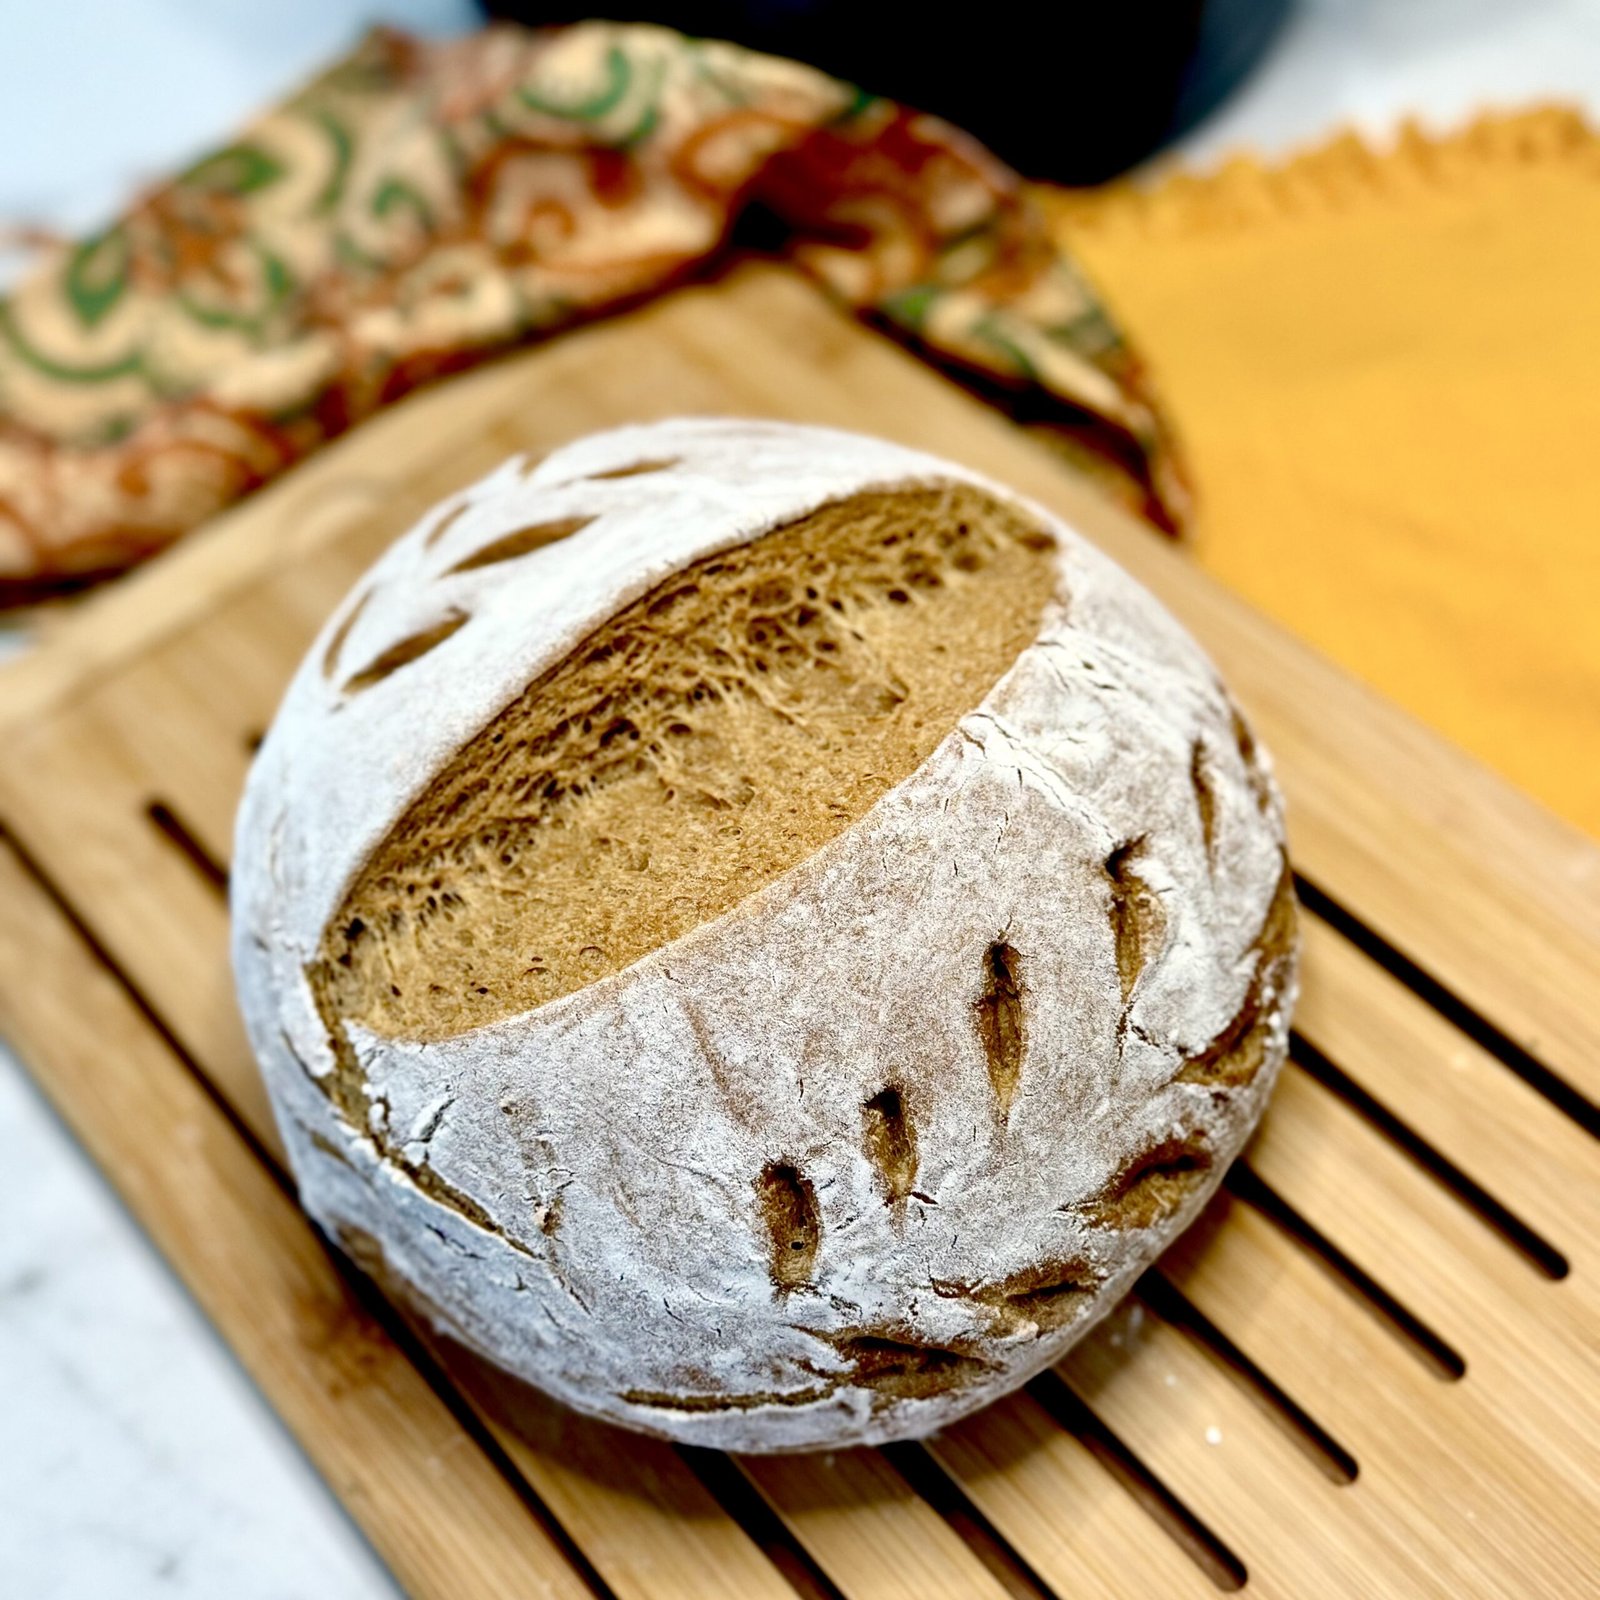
{"left": 232, "top": 419, "right": 1296, "bottom": 1452}
{"left": 313, "top": 484, "right": 1056, "bottom": 1039}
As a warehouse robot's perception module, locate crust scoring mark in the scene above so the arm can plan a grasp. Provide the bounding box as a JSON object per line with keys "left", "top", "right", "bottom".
{"left": 621, "top": 1383, "right": 835, "bottom": 1414}
{"left": 423, "top": 501, "right": 470, "bottom": 550}
{"left": 1191, "top": 738, "right": 1219, "bottom": 866}
{"left": 1106, "top": 837, "right": 1166, "bottom": 1004}
{"left": 1175, "top": 862, "right": 1297, "bottom": 1089}
{"left": 933, "top": 1257, "right": 1100, "bottom": 1334}
{"left": 808, "top": 1328, "right": 993, "bottom": 1404}
{"left": 321, "top": 588, "right": 371, "bottom": 680}
{"left": 758, "top": 1161, "right": 820, "bottom": 1293}
{"left": 862, "top": 1086, "right": 919, "bottom": 1205}
{"left": 974, "top": 940, "right": 1026, "bottom": 1115}
{"left": 1087, "top": 1138, "right": 1214, "bottom": 1231}
{"left": 585, "top": 457, "right": 678, "bottom": 480}
{"left": 621, "top": 1325, "right": 991, "bottom": 1416}
{"left": 1231, "top": 702, "right": 1276, "bottom": 814}
{"left": 445, "top": 516, "right": 597, "bottom": 575}
{"left": 1081, "top": 865, "right": 1296, "bottom": 1234}
{"left": 343, "top": 611, "right": 468, "bottom": 694}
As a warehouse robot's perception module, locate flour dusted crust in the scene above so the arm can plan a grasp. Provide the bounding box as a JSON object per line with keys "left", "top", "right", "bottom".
{"left": 232, "top": 418, "right": 1296, "bottom": 1451}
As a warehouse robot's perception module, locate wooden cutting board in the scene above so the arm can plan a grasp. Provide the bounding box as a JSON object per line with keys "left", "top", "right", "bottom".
{"left": 1, "top": 262, "right": 1597, "bottom": 1600}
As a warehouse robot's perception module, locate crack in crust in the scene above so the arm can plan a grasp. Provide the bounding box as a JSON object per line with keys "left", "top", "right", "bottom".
{"left": 308, "top": 1129, "right": 353, "bottom": 1167}
{"left": 1231, "top": 701, "right": 1277, "bottom": 815}
{"left": 301, "top": 1003, "right": 538, "bottom": 1256}
{"left": 623, "top": 1325, "right": 993, "bottom": 1416}
{"left": 933, "top": 1257, "right": 1102, "bottom": 1335}
{"left": 422, "top": 501, "right": 470, "bottom": 549}
{"left": 806, "top": 1327, "right": 994, "bottom": 1406}
{"left": 1085, "top": 1138, "right": 1213, "bottom": 1230}
{"left": 620, "top": 1383, "right": 836, "bottom": 1414}
{"left": 321, "top": 588, "right": 371, "bottom": 679}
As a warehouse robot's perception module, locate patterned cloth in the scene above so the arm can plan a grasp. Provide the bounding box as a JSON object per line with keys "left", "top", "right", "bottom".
{"left": 0, "top": 22, "right": 1187, "bottom": 602}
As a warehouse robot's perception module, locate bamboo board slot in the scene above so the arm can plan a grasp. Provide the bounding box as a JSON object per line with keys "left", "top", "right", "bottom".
{"left": 1132, "top": 1271, "right": 1360, "bottom": 1485}
{"left": 1224, "top": 1166, "right": 1468, "bottom": 1380}
{"left": 1293, "top": 874, "right": 1600, "bottom": 1138}
{"left": 1028, "top": 1372, "right": 1249, "bottom": 1591}
{"left": 1286, "top": 1037, "right": 1570, "bottom": 1279}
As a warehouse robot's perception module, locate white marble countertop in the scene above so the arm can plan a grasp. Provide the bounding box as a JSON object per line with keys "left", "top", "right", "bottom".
{"left": 3, "top": 2, "right": 1598, "bottom": 1595}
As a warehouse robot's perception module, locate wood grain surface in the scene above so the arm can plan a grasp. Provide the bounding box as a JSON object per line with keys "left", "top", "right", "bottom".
{"left": 1, "top": 262, "right": 1596, "bottom": 1599}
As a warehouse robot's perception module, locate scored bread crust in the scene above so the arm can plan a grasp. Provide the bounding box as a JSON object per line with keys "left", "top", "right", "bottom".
{"left": 232, "top": 418, "right": 1296, "bottom": 1451}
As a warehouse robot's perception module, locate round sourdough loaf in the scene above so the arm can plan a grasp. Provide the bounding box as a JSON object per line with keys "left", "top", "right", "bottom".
{"left": 232, "top": 418, "right": 1296, "bottom": 1451}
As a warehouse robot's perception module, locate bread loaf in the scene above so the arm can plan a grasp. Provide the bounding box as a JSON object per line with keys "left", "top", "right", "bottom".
{"left": 232, "top": 418, "right": 1296, "bottom": 1451}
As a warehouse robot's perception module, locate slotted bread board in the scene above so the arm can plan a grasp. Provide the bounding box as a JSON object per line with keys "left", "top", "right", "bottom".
{"left": 2, "top": 263, "right": 1597, "bottom": 1600}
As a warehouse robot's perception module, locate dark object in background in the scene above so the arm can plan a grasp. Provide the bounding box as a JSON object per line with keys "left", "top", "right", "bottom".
{"left": 481, "top": 0, "right": 1291, "bottom": 183}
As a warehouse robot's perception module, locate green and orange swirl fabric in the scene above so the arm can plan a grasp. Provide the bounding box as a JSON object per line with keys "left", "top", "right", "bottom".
{"left": 0, "top": 21, "right": 1187, "bottom": 601}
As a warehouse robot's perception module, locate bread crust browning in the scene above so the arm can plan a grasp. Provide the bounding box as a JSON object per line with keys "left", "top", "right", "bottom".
{"left": 232, "top": 419, "right": 1296, "bottom": 1451}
